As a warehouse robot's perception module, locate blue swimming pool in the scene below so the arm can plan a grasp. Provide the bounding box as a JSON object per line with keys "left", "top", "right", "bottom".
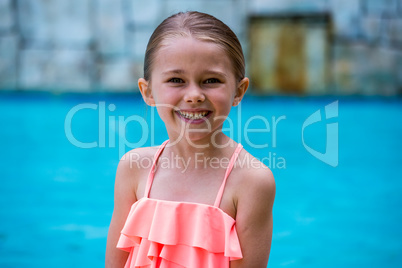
{"left": 0, "top": 92, "right": 401, "bottom": 267}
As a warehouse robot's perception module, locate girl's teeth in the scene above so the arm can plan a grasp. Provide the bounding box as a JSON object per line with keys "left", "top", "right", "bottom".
{"left": 180, "top": 111, "right": 208, "bottom": 119}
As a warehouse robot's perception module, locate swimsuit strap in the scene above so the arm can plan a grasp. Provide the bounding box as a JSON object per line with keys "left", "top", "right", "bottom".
{"left": 144, "top": 140, "right": 170, "bottom": 198}
{"left": 144, "top": 140, "right": 244, "bottom": 207}
{"left": 214, "top": 143, "right": 243, "bottom": 208}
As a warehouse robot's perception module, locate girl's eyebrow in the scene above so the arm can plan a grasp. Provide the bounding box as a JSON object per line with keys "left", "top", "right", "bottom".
{"left": 162, "top": 69, "right": 227, "bottom": 78}
{"left": 162, "top": 69, "right": 185, "bottom": 75}
{"left": 204, "top": 70, "right": 227, "bottom": 78}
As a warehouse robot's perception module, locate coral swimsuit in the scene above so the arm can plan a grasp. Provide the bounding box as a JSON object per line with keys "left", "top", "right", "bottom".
{"left": 117, "top": 140, "right": 243, "bottom": 267}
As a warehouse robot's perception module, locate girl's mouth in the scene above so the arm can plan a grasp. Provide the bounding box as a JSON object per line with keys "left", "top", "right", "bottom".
{"left": 176, "top": 110, "right": 212, "bottom": 123}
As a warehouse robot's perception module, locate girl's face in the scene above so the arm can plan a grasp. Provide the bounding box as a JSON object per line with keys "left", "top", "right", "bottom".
{"left": 139, "top": 37, "right": 248, "bottom": 143}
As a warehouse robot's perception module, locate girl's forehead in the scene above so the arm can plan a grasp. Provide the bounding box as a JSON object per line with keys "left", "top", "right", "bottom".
{"left": 159, "top": 36, "right": 224, "bottom": 53}
{"left": 154, "top": 37, "right": 230, "bottom": 66}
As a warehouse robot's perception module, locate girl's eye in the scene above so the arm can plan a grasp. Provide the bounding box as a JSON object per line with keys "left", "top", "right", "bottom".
{"left": 205, "top": 78, "right": 220, "bottom": 84}
{"left": 168, "top": 78, "right": 184, "bottom": 83}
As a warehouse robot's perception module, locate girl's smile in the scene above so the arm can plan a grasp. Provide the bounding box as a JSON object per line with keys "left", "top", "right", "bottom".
{"left": 175, "top": 109, "right": 212, "bottom": 124}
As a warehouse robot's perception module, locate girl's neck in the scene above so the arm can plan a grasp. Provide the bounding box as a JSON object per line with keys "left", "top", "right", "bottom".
{"left": 166, "top": 131, "right": 236, "bottom": 160}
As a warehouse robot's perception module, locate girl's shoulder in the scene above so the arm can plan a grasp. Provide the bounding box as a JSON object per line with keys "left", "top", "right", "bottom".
{"left": 231, "top": 148, "right": 276, "bottom": 200}
{"left": 114, "top": 146, "right": 160, "bottom": 197}
{"left": 236, "top": 148, "right": 273, "bottom": 176}
{"left": 118, "top": 145, "right": 159, "bottom": 174}
{"left": 121, "top": 145, "right": 159, "bottom": 162}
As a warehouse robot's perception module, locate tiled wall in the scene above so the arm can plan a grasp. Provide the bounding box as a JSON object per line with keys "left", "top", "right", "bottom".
{"left": 0, "top": 0, "right": 400, "bottom": 95}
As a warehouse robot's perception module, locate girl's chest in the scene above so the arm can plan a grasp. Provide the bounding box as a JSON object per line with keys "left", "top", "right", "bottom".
{"left": 137, "top": 168, "right": 238, "bottom": 219}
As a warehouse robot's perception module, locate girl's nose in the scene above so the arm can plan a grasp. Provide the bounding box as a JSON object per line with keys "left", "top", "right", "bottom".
{"left": 184, "top": 84, "right": 205, "bottom": 103}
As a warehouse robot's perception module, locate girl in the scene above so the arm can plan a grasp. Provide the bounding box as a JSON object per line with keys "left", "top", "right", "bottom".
{"left": 106, "top": 11, "right": 275, "bottom": 268}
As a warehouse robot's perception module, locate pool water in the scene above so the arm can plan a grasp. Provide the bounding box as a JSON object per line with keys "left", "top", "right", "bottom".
{"left": 0, "top": 92, "right": 401, "bottom": 267}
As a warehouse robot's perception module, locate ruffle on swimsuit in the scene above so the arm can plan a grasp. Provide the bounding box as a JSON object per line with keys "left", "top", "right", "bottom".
{"left": 117, "top": 140, "right": 244, "bottom": 267}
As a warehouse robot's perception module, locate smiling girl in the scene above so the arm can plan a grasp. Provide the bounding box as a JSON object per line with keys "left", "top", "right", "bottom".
{"left": 106, "top": 11, "right": 275, "bottom": 268}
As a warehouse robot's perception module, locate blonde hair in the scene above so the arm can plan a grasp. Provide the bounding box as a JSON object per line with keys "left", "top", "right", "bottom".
{"left": 143, "top": 11, "right": 245, "bottom": 82}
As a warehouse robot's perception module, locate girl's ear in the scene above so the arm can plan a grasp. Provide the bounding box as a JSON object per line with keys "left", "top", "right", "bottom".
{"left": 232, "top": 77, "right": 249, "bottom": 106}
{"left": 138, "top": 78, "right": 155, "bottom": 106}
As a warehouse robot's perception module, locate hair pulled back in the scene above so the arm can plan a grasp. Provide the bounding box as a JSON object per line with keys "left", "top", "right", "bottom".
{"left": 143, "top": 11, "right": 245, "bottom": 82}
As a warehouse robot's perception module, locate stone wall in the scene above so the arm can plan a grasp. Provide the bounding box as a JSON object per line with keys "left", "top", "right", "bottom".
{"left": 0, "top": 0, "right": 400, "bottom": 95}
{"left": 330, "top": 0, "right": 402, "bottom": 95}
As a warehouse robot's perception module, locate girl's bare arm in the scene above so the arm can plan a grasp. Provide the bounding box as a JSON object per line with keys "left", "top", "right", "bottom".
{"left": 105, "top": 152, "right": 139, "bottom": 268}
{"left": 231, "top": 166, "right": 276, "bottom": 268}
